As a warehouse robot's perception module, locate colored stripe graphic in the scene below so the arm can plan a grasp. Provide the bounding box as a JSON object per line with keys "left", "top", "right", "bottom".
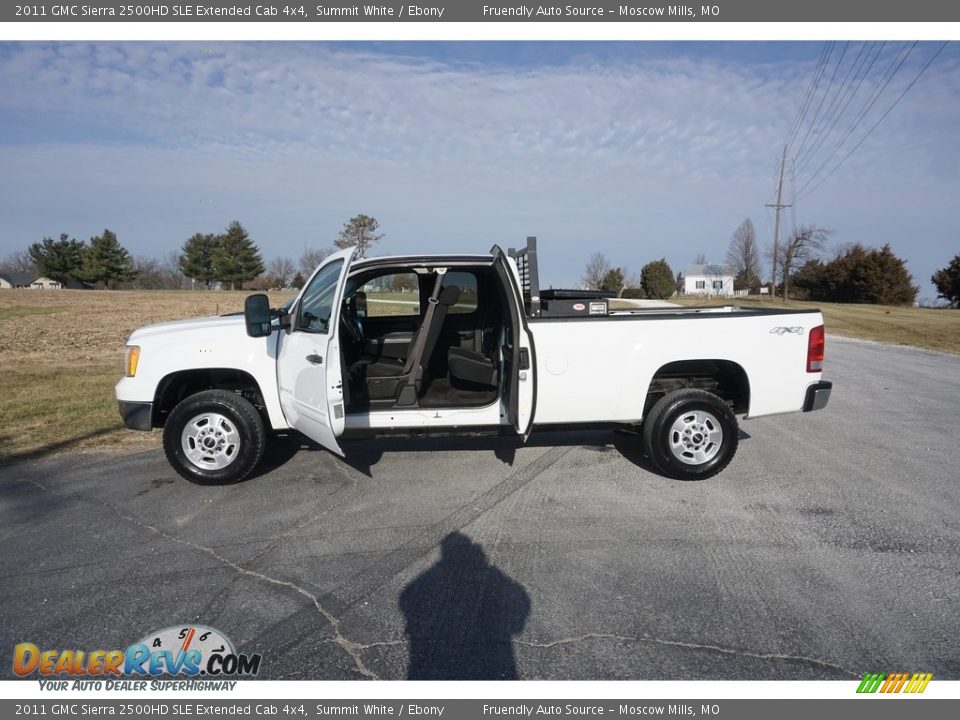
{"left": 857, "top": 672, "right": 932, "bottom": 694}
{"left": 906, "top": 673, "right": 933, "bottom": 693}
{"left": 857, "top": 673, "right": 885, "bottom": 693}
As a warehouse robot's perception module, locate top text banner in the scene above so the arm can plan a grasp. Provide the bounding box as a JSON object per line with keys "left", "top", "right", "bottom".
{"left": 6, "top": 1, "right": 960, "bottom": 23}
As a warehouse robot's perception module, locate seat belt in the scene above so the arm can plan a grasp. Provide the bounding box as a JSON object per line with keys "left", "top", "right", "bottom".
{"left": 396, "top": 270, "right": 445, "bottom": 405}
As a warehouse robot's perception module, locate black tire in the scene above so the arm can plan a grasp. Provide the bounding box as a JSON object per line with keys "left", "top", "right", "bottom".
{"left": 641, "top": 389, "right": 738, "bottom": 481}
{"left": 163, "top": 389, "right": 267, "bottom": 485}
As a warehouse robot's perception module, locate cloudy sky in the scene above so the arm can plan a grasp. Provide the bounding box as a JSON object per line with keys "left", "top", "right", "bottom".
{"left": 0, "top": 41, "right": 957, "bottom": 297}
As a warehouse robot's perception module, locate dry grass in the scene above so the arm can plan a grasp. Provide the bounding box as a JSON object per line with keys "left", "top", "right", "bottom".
{"left": 664, "top": 295, "right": 960, "bottom": 355}
{"left": 0, "top": 288, "right": 294, "bottom": 462}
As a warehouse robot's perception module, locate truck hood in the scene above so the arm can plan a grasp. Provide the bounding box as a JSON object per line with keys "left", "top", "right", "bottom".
{"left": 127, "top": 315, "right": 247, "bottom": 342}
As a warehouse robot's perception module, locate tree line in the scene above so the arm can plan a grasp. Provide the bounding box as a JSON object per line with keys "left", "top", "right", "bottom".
{"left": 583, "top": 216, "right": 957, "bottom": 307}
{"left": 3, "top": 214, "right": 384, "bottom": 292}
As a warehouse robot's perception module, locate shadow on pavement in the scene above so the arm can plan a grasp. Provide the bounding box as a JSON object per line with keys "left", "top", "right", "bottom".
{"left": 399, "top": 532, "right": 530, "bottom": 679}
{"left": 254, "top": 428, "right": 671, "bottom": 480}
{"left": 0, "top": 426, "right": 122, "bottom": 468}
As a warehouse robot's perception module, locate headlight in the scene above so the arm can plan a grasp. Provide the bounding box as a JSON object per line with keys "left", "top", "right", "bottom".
{"left": 125, "top": 346, "right": 141, "bottom": 377}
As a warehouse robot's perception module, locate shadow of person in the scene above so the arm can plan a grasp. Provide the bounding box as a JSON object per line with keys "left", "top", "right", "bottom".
{"left": 399, "top": 532, "right": 530, "bottom": 679}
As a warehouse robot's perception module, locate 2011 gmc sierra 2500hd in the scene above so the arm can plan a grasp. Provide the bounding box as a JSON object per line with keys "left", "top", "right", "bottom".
{"left": 115, "top": 237, "right": 832, "bottom": 484}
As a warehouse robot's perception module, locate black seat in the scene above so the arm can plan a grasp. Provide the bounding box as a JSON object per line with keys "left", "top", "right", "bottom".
{"left": 448, "top": 346, "right": 498, "bottom": 387}
{"left": 349, "top": 284, "right": 461, "bottom": 403}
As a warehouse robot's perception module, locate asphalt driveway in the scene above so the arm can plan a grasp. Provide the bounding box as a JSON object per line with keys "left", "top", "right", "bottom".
{"left": 1, "top": 337, "right": 958, "bottom": 680}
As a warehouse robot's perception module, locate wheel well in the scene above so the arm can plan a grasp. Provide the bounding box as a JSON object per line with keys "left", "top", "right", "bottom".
{"left": 645, "top": 360, "right": 750, "bottom": 416}
{"left": 153, "top": 369, "right": 268, "bottom": 428}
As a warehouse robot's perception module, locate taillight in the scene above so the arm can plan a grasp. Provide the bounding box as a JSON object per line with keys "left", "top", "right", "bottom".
{"left": 807, "top": 325, "right": 825, "bottom": 373}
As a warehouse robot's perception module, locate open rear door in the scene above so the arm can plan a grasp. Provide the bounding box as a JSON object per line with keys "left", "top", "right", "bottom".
{"left": 276, "top": 248, "right": 355, "bottom": 455}
{"left": 491, "top": 245, "right": 536, "bottom": 440}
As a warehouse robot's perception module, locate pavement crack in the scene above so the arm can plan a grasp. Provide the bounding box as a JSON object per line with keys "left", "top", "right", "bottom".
{"left": 515, "top": 633, "right": 856, "bottom": 676}
{"left": 20, "top": 478, "right": 379, "bottom": 680}
{"left": 328, "top": 455, "right": 362, "bottom": 487}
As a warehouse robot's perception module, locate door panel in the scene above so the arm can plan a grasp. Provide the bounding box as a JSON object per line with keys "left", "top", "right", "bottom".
{"left": 490, "top": 246, "right": 536, "bottom": 439}
{"left": 276, "top": 249, "right": 354, "bottom": 455}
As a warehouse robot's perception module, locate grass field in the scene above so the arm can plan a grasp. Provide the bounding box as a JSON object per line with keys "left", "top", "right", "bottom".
{"left": 658, "top": 295, "right": 960, "bottom": 355}
{"left": 2, "top": 288, "right": 957, "bottom": 462}
{"left": 0, "top": 288, "right": 294, "bottom": 462}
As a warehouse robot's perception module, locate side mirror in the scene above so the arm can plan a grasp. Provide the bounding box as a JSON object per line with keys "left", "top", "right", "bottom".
{"left": 244, "top": 294, "right": 272, "bottom": 338}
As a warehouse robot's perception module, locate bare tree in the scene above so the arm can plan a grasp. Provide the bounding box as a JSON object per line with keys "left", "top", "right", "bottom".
{"left": 726, "top": 218, "right": 761, "bottom": 291}
{"left": 299, "top": 246, "right": 333, "bottom": 275}
{"left": 268, "top": 256, "right": 296, "bottom": 287}
{"left": 0, "top": 250, "right": 36, "bottom": 274}
{"left": 694, "top": 252, "right": 707, "bottom": 265}
{"left": 582, "top": 252, "right": 611, "bottom": 290}
{"left": 160, "top": 250, "right": 188, "bottom": 289}
{"left": 774, "top": 225, "right": 831, "bottom": 301}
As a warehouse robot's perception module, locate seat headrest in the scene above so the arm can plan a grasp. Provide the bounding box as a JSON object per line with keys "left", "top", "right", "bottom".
{"left": 438, "top": 285, "right": 461, "bottom": 307}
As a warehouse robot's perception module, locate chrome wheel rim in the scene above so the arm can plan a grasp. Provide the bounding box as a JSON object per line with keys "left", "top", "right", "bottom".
{"left": 668, "top": 410, "right": 723, "bottom": 465}
{"left": 181, "top": 412, "right": 240, "bottom": 470}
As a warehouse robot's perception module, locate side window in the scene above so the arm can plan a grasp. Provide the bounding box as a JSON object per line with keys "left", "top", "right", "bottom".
{"left": 443, "top": 271, "right": 478, "bottom": 315}
{"left": 359, "top": 272, "right": 420, "bottom": 317}
{"left": 297, "top": 259, "right": 344, "bottom": 333}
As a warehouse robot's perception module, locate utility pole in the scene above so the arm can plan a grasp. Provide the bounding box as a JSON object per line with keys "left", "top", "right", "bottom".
{"left": 766, "top": 145, "right": 792, "bottom": 300}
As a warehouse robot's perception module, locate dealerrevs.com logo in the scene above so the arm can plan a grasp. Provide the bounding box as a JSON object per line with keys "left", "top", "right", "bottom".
{"left": 14, "top": 625, "right": 261, "bottom": 690}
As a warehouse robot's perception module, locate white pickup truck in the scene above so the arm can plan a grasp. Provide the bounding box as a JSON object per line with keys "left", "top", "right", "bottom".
{"left": 115, "top": 238, "right": 831, "bottom": 484}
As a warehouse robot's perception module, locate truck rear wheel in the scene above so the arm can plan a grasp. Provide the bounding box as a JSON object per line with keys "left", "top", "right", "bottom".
{"left": 163, "top": 389, "right": 266, "bottom": 484}
{"left": 642, "top": 389, "right": 738, "bottom": 480}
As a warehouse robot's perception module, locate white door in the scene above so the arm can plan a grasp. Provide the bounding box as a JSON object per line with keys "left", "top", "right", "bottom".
{"left": 276, "top": 249, "right": 354, "bottom": 455}
{"left": 491, "top": 247, "right": 537, "bottom": 440}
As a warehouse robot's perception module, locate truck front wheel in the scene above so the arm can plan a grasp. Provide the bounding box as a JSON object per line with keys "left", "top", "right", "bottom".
{"left": 641, "top": 389, "right": 738, "bottom": 480}
{"left": 163, "top": 389, "right": 267, "bottom": 484}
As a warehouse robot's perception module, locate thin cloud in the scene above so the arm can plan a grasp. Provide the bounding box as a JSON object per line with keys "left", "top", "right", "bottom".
{"left": 0, "top": 42, "right": 957, "bottom": 294}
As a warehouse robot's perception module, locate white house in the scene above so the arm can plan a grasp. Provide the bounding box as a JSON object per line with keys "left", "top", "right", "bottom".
{"left": 0, "top": 272, "right": 66, "bottom": 290}
{"left": 30, "top": 276, "right": 62, "bottom": 290}
{"left": 684, "top": 264, "right": 735, "bottom": 296}
{"left": 0, "top": 271, "right": 34, "bottom": 289}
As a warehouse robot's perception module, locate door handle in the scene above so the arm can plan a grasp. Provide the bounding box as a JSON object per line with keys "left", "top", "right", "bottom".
{"left": 306, "top": 354, "right": 323, "bottom": 365}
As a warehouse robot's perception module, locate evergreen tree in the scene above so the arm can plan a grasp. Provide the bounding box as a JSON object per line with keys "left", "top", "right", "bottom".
{"left": 931, "top": 253, "right": 960, "bottom": 307}
{"left": 640, "top": 258, "right": 676, "bottom": 299}
{"left": 28, "top": 233, "right": 86, "bottom": 283}
{"left": 334, "top": 214, "right": 383, "bottom": 258}
{"left": 792, "top": 243, "right": 917, "bottom": 305}
{"left": 179, "top": 233, "right": 219, "bottom": 288}
{"left": 599, "top": 267, "right": 625, "bottom": 296}
{"left": 212, "top": 221, "right": 265, "bottom": 290}
{"left": 291, "top": 272, "right": 306, "bottom": 290}
{"left": 80, "top": 229, "right": 137, "bottom": 288}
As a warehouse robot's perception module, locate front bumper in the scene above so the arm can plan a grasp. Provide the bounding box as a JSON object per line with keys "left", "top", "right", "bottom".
{"left": 803, "top": 380, "right": 833, "bottom": 412}
{"left": 118, "top": 401, "right": 153, "bottom": 431}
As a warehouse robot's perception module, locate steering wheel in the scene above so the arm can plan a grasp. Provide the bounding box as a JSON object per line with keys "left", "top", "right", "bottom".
{"left": 340, "top": 303, "right": 364, "bottom": 344}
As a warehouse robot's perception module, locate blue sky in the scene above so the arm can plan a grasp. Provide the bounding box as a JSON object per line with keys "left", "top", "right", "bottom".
{"left": 0, "top": 41, "right": 957, "bottom": 298}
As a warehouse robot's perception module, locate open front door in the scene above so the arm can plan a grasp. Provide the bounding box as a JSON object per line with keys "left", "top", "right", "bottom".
{"left": 491, "top": 246, "right": 536, "bottom": 439}
{"left": 276, "top": 248, "right": 355, "bottom": 455}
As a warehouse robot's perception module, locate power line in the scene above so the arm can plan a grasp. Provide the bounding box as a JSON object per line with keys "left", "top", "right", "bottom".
{"left": 796, "top": 42, "right": 918, "bottom": 196}
{"left": 798, "top": 42, "right": 949, "bottom": 200}
{"left": 792, "top": 42, "right": 849, "bottom": 166}
{"left": 783, "top": 43, "right": 834, "bottom": 153}
{"left": 793, "top": 41, "right": 884, "bottom": 177}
